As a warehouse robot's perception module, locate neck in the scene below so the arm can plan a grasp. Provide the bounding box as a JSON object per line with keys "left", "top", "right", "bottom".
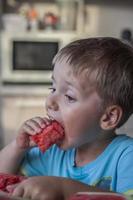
{"left": 75, "top": 132, "right": 117, "bottom": 167}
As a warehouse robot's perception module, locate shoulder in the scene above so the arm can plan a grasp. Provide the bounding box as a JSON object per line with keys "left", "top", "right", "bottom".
{"left": 113, "top": 134, "right": 133, "bottom": 149}
{"left": 104, "top": 135, "right": 133, "bottom": 161}
{"left": 114, "top": 135, "right": 133, "bottom": 162}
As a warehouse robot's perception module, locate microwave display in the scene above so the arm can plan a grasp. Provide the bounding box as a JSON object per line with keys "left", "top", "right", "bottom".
{"left": 13, "top": 41, "right": 59, "bottom": 71}
{"left": 1, "top": 32, "right": 77, "bottom": 83}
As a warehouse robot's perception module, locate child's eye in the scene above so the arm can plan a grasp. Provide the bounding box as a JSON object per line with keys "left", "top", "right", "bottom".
{"left": 49, "top": 87, "right": 56, "bottom": 93}
{"left": 65, "top": 95, "right": 76, "bottom": 103}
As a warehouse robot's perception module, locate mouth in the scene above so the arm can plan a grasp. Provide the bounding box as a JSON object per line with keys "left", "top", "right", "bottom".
{"left": 46, "top": 114, "right": 66, "bottom": 145}
{"left": 46, "top": 114, "right": 65, "bottom": 129}
{"left": 47, "top": 114, "right": 54, "bottom": 121}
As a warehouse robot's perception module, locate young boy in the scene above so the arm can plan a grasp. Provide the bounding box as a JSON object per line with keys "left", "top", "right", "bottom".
{"left": 0, "top": 37, "right": 133, "bottom": 200}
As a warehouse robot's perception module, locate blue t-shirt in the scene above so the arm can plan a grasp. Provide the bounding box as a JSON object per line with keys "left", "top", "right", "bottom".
{"left": 20, "top": 135, "right": 133, "bottom": 194}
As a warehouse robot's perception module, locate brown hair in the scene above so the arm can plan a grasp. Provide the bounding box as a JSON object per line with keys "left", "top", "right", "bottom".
{"left": 53, "top": 37, "right": 133, "bottom": 127}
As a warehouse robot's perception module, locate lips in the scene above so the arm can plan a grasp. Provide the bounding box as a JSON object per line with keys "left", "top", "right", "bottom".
{"left": 47, "top": 114, "right": 54, "bottom": 121}
{"left": 47, "top": 114, "right": 65, "bottom": 129}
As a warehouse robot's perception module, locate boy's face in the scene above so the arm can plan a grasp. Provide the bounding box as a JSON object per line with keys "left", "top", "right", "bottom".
{"left": 46, "top": 59, "right": 104, "bottom": 150}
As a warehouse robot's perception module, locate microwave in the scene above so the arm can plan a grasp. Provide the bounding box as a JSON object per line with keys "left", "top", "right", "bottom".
{"left": 0, "top": 31, "right": 78, "bottom": 84}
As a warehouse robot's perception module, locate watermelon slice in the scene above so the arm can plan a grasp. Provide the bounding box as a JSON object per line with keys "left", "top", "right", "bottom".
{"left": 0, "top": 173, "right": 26, "bottom": 193}
{"left": 68, "top": 192, "right": 128, "bottom": 200}
{"left": 31, "top": 120, "right": 65, "bottom": 153}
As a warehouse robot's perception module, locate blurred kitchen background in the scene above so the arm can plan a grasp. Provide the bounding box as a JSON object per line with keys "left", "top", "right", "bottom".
{"left": 0, "top": 0, "right": 133, "bottom": 148}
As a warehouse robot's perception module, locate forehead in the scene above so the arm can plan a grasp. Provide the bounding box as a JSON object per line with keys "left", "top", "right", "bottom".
{"left": 53, "top": 59, "right": 97, "bottom": 95}
{"left": 53, "top": 59, "right": 74, "bottom": 80}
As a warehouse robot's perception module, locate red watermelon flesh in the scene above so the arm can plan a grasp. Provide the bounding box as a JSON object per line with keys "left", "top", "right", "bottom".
{"left": 0, "top": 173, "right": 26, "bottom": 193}
{"left": 31, "top": 120, "right": 65, "bottom": 153}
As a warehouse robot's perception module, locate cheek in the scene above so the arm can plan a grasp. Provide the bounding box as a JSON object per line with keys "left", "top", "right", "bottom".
{"left": 62, "top": 108, "right": 89, "bottom": 138}
{"left": 63, "top": 106, "right": 101, "bottom": 138}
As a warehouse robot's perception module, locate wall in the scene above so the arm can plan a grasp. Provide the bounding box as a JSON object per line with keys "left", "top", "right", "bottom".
{"left": 84, "top": 2, "right": 133, "bottom": 38}
{"left": 96, "top": 5, "right": 133, "bottom": 37}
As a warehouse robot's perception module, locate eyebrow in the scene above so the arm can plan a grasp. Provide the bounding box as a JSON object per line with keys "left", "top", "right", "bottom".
{"left": 52, "top": 75, "right": 75, "bottom": 89}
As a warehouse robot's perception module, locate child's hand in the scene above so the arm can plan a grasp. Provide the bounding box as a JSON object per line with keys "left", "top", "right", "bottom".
{"left": 7, "top": 176, "right": 64, "bottom": 200}
{"left": 16, "top": 117, "right": 51, "bottom": 150}
{"left": 6, "top": 176, "right": 95, "bottom": 200}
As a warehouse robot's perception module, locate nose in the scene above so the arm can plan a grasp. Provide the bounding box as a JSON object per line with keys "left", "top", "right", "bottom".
{"left": 46, "top": 93, "right": 59, "bottom": 112}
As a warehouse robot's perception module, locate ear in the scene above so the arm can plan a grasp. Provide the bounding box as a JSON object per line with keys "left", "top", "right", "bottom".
{"left": 100, "top": 105, "right": 123, "bottom": 130}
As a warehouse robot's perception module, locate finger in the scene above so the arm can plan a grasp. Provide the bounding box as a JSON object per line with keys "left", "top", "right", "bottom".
{"left": 12, "top": 185, "right": 24, "bottom": 197}
{"left": 22, "top": 124, "right": 37, "bottom": 135}
{"left": 43, "top": 117, "right": 52, "bottom": 125}
{"left": 6, "top": 183, "right": 19, "bottom": 193}
{"left": 23, "top": 191, "right": 31, "bottom": 200}
{"left": 25, "top": 119, "right": 43, "bottom": 133}
{"left": 32, "top": 117, "right": 50, "bottom": 129}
